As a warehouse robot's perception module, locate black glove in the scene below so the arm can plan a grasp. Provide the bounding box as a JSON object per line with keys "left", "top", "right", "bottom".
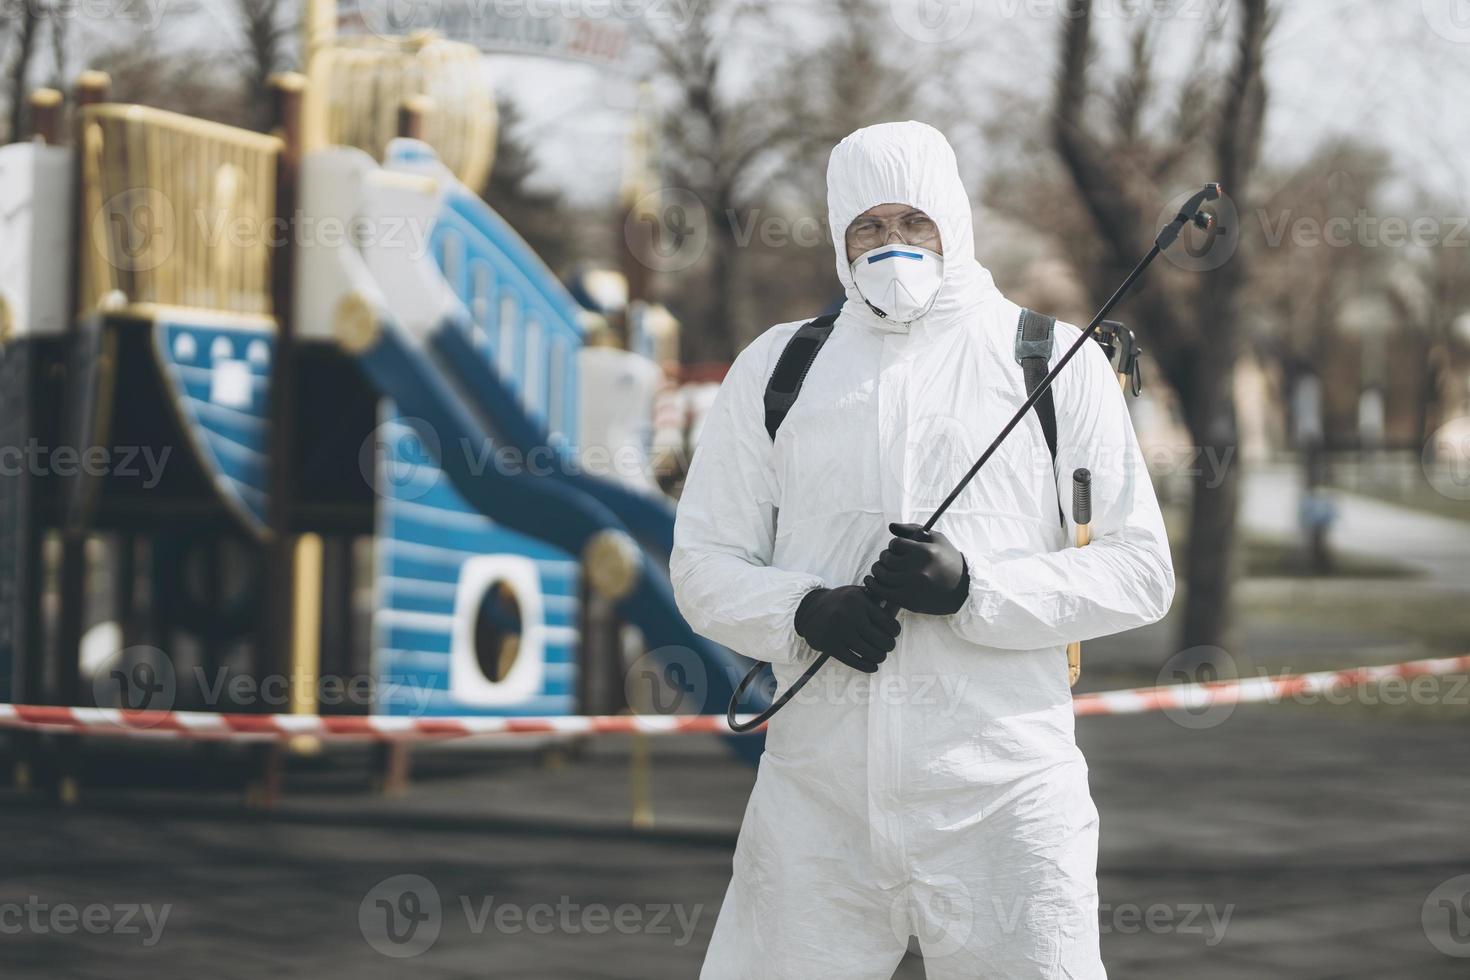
{"left": 863, "top": 522, "right": 969, "bottom": 616}
{"left": 794, "top": 586, "right": 901, "bottom": 674}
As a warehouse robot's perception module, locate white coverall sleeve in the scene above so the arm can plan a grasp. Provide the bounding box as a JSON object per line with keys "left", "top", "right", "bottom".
{"left": 671, "top": 338, "right": 827, "bottom": 665}
{"left": 950, "top": 329, "right": 1176, "bottom": 650}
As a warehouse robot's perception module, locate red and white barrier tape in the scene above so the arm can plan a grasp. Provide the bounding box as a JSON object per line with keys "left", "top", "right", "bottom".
{"left": 1071, "top": 652, "right": 1470, "bottom": 717}
{"left": 0, "top": 653, "right": 1465, "bottom": 743}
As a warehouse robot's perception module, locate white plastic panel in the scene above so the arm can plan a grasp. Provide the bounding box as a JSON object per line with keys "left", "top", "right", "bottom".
{"left": 0, "top": 143, "right": 73, "bottom": 337}
{"left": 448, "top": 554, "right": 547, "bottom": 707}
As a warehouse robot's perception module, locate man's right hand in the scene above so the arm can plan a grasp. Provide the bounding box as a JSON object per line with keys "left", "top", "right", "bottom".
{"left": 794, "top": 586, "right": 901, "bottom": 674}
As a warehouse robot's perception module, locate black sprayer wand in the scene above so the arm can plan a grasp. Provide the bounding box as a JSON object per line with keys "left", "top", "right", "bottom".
{"left": 727, "top": 183, "right": 1223, "bottom": 733}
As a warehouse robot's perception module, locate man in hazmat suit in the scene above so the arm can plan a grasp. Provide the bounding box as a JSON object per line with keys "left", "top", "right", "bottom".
{"left": 670, "top": 120, "right": 1174, "bottom": 979}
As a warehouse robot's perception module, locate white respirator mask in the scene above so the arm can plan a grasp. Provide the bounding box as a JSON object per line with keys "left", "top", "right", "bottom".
{"left": 849, "top": 244, "right": 944, "bottom": 323}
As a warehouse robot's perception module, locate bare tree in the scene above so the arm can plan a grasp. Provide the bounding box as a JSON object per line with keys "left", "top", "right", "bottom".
{"left": 1050, "top": 0, "right": 1271, "bottom": 654}
{"left": 4, "top": 0, "right": 41, "bottom": 141}
{"left": 482, "top": 94, "right": 579, "bottom": 275}
{"left": 1248, "top": 141, "right": 1393, "bottom": 428}
{"left": 89, "top": 27, "right": 250, "bottom": 127}
{"left": 236, "top": 0, "right": 294, "bottom": 131}
{"left": 643, "top": 0, "right": 948, "bottom": 359}
{"left": 1386, "top": 211, "right": 1470, "bottom": 444}
{"left": 639, "top": 0, "right": 803, "bottom": 361}
{"left": 45, "top": 0, "right": 65, "bottom": 88}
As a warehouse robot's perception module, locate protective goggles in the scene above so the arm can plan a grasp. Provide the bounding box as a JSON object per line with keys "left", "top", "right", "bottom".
{"left": 844, "top": 209, "right": 941, "bottom": 251}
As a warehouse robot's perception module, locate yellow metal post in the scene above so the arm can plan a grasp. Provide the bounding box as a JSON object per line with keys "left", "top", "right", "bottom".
{"left": 290, "top": 533, "right": 324, "bottom": 755}
{"left": 1066, "top": 521, "right": 1091, "bottom": 687}
{"left": 630, "top": 733, "right": 654, "bottom": 829}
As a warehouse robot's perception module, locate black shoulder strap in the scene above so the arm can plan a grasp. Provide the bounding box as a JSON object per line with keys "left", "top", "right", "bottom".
{"left": 1015, "top": 308, "right": 1059, "bottom": 468}
{"left": 764, "top": 313, "right": 838, "bottom": 441}
{"left": 1016, "top": 308, "right": 1064, "bottom": 526}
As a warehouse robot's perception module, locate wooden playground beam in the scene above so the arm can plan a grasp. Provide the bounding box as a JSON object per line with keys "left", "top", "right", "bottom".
{"left": 252, "top": 71, "right": 308, "bottom": 808}
{"left": 26, "top": 89, "right": 62, "bottom": 145}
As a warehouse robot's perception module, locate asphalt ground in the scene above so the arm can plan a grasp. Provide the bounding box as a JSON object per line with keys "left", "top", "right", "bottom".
{"left": 2, "top": 699, "right": 1467, "bottom": 979}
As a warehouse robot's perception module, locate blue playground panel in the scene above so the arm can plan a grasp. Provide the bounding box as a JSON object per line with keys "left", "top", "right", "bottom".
{"left": 371, "top": 409, "right": 578, "bottom": 717}
{"left": 153, "top": 320, "right": 274, "bottom": 535}
{"left": 430, "top": 186, "right": 582, "bottom": 443}
{"left": 371, "top": 161, "right": 588, "bottom": 718}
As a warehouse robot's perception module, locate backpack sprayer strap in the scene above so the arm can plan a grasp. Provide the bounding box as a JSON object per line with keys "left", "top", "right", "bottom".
{"left": 764, "top": 313, "right": 839, "bottom": 441}
{"left": 1015, "top": 308, "right": 1064, "bottom": 526}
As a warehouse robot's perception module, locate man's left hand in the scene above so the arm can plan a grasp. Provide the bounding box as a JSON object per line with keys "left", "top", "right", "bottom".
{"left": 863, "top": 523, "right": 969, "bottom": 616}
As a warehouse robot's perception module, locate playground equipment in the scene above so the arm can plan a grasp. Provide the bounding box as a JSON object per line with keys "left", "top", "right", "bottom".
{"left": 0, "top": 49, "right": 760, "bottom": 802}
{"left": 303, "top": 31, "right": 497, "bottom": 192}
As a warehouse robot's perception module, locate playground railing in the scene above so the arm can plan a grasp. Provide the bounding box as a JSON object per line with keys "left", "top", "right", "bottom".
{"left": 78, "top": 104, "right": 282, "bottom": 320}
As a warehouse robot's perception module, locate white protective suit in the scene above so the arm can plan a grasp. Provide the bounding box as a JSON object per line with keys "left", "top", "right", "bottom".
{"left": 671, "top": 121, "right": 1174, "bottom": 979}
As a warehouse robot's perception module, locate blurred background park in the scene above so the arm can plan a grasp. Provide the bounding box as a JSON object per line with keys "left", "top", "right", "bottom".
{"left": 1, "top": 0, "right": 1468, "bottom": 977}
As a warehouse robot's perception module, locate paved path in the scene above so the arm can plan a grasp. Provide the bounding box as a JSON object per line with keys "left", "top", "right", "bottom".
{"left": 3, "top": 707, "right": 1468, "bottom": 979}
{"left": 1242, "top": 464, "right": 1470, "bottom": 586}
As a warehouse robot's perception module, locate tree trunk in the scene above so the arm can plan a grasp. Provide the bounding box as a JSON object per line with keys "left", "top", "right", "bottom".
{"left": 1180, "top": 365, "right": 1242, "bottom": 653}
{"left": 687, "top": 211, "right": 739, "bottom": 365}
{"left": 1049, "top": 0, "right": 1267, "bottom": 659}
{"left": 7, "top": 3, "right": 39, "bottom": 143}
